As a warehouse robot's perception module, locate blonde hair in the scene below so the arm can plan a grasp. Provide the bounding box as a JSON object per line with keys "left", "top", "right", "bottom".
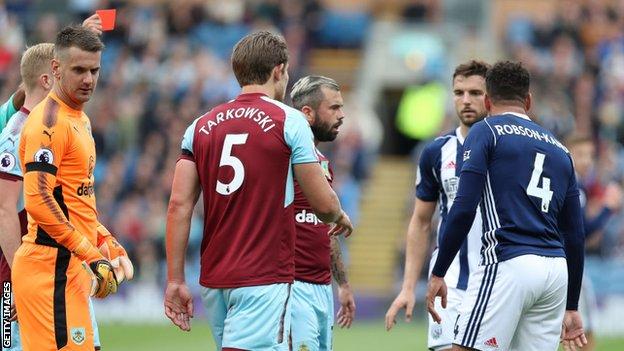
{"left": 20, "top": 43, "right": 55, "bottom": 92}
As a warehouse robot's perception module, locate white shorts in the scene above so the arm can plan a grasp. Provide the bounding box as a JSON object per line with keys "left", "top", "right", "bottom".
{"left": 428, "top": 287, "right": 464, "bottom": 351}
{"left": 454, "top": 255, "right": 567, "bottom": 351}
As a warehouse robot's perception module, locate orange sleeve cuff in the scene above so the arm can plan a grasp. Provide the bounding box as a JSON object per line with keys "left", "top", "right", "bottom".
{"left": 96, "top": 223, "right": 112, "bottom": 246}
{"left": 73, "top": 236, "right": 104, "bottom": 263}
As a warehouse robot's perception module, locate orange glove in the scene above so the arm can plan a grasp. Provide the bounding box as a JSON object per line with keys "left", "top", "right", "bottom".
{"left": 96, "top": 225, "right": 134, "bottom": 283}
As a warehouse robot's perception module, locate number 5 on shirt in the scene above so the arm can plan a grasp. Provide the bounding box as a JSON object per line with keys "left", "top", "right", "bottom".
{"left": 216, "top": 133, "right": 249, "bottom": 195}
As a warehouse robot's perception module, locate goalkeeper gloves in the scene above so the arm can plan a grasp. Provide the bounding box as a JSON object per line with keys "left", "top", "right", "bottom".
{"left": 97, "top": 227, "right": 134, "bottom": 284}
{"left": 84, "top": 259, "right": 118, "bottom": 298}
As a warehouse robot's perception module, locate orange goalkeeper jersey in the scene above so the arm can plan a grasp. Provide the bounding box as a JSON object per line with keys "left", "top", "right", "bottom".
{"left": 18, "top": 91, "right": 102, "bottom": 263}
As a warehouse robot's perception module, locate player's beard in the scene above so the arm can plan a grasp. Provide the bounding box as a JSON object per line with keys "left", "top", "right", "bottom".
{"left": 312, "top": 118, "right": 341, "bottom": 142}
{"left": 458, "top": 110, "right": 487, "bottom": 127}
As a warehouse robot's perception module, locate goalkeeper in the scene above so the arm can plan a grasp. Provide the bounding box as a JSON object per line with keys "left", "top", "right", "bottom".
{"left": 11, "top": 26, "right": 133, "bottom": 351}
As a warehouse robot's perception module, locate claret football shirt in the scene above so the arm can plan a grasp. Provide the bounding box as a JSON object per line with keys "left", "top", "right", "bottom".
{"left": 180, "top": 93, "right": 318, "bottom": 288}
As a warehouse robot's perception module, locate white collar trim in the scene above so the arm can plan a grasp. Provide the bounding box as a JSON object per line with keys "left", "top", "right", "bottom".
{"left": 455, "top": 127, "right": 465, "bottom": 145}
{"left": 503, "top": 111, "right": 531, "bottom": 121}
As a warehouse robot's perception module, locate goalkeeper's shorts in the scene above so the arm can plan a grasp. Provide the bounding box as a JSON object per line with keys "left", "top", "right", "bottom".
{"left": 3, "top": 297, "right": 101, "bottom": 350}
{"left": 12, "top": 242, "right": 96, "bottom": 351}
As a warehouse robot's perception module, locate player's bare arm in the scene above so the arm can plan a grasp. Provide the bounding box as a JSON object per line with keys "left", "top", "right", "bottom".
{"left": 0, "top": 178, "right": 22, "bottom": 268}
{"left": 165, "top": 159, "right": 201, "bottom": 332}
{"left": 293, "top": 162, "right": 353, "bottom": 236}
{"left": 331, "top": 236, "right": 355, "bottom": 328}
{"left": 385, "top": 199, "right": 437, "bottom": 330}
{"left": 426, "top": 275, "right": 447, "bottom": 324}
{"left": 330, "top": 236, "right": 348, "bottom": 286}
{"left": 561, "top": 310, "right": 588, "bottom": 351}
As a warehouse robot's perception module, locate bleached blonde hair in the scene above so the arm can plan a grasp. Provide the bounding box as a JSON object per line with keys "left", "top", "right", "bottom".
{"left": 20, "top": 43, "right": 54, "bottom": 92}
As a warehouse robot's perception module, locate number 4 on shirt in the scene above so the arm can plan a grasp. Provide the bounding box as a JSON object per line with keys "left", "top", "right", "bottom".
{"left": 216, "top": 133, "right": 248, "bottom": 195}
{"left": 526, "top": 152, "right": 553, "bottom": 213}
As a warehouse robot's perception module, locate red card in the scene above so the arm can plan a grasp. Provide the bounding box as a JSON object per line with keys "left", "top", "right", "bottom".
{"left": 96, "top": 9, "right": 116, "bottom": 31}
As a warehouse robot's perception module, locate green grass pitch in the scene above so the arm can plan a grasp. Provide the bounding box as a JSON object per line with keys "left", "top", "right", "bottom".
{"left": 99, "top": 321, "right": 624, "bottom": 350}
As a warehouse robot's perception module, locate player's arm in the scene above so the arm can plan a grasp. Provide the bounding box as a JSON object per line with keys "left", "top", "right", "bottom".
{"left": 560, "top": 172, "right": 585, "bottom": 311}
{"left": 330, "top": 236, "right": 349, "bottom": 287}
{"left": 402, "top": 199, "right": 437, "bottom": 296}
{"left": 385, "top": 199, "right": 436, "bottom": 330}
{"left": 21, "top": 123, "right": 103, "bottom": 264}
{"left": 430, "top": 171, "right": 484, "bottom": 278}
{"left": 287, "top": 111, "right": 352, "bottom": 235}
{"left": 22, "top": 122, "right": 118, "bottom": 298}
{"left": 164, "top": 121, "right": 200, "bottom": 331}
{"left": 166, "top": 119, "right": 201, "bottom": 285}
{"left": 426, "top": 171, "right": 484, "bottom": 323}
{"left": 559, "top": 169, "right": 587, "bottom": 349}
{"left": 430, "top": 121, "right": 493, "bottom": 278}
{"left": 0, "top": 177, "right": 22, "bottom": 268}
{"left": 165, "top": 159, "right": 201, "bottom": 284}
{"left": 331, "top": 236, "right": 355, "bottom": 328}
{"left": 12, "top": 86, "right": 25, "bottom": 112}
{"left": 8, "top": 87, "right": 26, "bottom": 118}
{"left": 427, "top": 121, "right": 493, "bottom": 323}
{"left": 164, "top": 159, "right": 200, "bottom": 331}
{"left": 293, "top": 163, "right": 343, "bottom": 223}
{"left": 0, "top": 88, "right": 24, "bottom": 130}
{"left": 386, "top": 144, "right": 439, "bottom": 330}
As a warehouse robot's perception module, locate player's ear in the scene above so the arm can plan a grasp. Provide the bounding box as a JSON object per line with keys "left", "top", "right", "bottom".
{"left": 273, "top": 63, "right": 285, "bottom": 82}
{"left": 300, "top": 105, "right": 314, "bottom": 125}
{"left": 484, "top": 94, "right": 492, "bottom": 112}
{"left": 40, "top": 73, "right": 53, "bottom": 90}
{"left": 51, "top": 58, "right": 61, "bottom": 80}
{"left": 525, "top": 92, "right": 532, "bottom": 112}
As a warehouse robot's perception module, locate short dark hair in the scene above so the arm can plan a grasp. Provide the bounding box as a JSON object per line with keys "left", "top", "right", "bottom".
{"left": 452, "top": 60, "right": 490, "bottom": 80}
{"left": 485, "top": 61, "right": 530, "bottom": 104}
{"left": 55, "top": 25, "right": 104, "bottom": 57}
{"left": 231, "top": 31, "right": 289, "bottom": 87}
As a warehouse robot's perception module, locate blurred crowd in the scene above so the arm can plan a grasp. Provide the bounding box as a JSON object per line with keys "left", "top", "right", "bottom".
{"left": 505, "top": 0, "right": 624, "bottom": 260}
{"left": 0, "top": 0, "right": 372, "bottom": 287}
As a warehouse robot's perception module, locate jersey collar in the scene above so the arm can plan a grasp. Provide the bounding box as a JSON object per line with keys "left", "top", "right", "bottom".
{"left": 48, "top": 91, "right": 83, "bottom": 116}
{"left": 503, "top": 111, "right": 531, "bottom": 121}
{"left": 236, "top": 92, "right": 269, "bottom": 101}
{"left": 455, "top": 127, "right": 465, "bottom": 145}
